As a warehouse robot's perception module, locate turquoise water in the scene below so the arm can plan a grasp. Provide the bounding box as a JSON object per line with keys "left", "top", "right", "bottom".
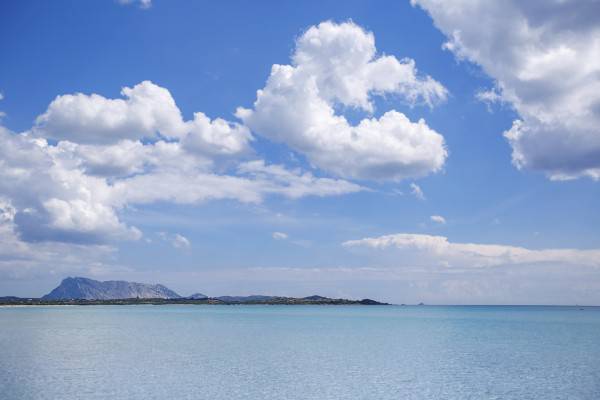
{"left": 1, "top": 305, "right": 599, "bottom": 399}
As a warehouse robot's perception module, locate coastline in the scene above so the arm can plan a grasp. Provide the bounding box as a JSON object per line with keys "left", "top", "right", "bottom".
{"left": 0, "top": 297, "right": 390, "bottom": 307}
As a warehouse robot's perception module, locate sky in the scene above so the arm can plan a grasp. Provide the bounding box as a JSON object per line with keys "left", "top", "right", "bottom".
{"left": 0, "top": 0, "right": 599, "bottom": 304}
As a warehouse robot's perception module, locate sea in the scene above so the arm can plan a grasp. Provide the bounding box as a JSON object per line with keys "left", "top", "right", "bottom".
{"left": 1, "top": 305, "right": 599, "bottom": 400}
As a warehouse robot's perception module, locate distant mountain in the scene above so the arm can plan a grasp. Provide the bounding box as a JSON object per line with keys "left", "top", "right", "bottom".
{"left": 186, "top": 293, "right": 208, "bottom": 300}
{"left": 42, "top": 277, "right": 181, "bottom": 300}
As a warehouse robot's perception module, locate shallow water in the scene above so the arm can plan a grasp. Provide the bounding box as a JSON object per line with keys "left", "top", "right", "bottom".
{"left": 1, "top": 305, "right": 599, "bottom": 399}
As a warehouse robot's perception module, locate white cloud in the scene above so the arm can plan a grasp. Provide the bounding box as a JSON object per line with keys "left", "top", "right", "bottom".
{"left": 157, "top": 232, "right": 190, "bottom": 249}
{"left": 0, "top": 101, "right": 362, "bottom": 249}
{"left": 0, "top": 197, "right": 117, "bottom": 282}
{"left": 172, "top": 234, "right": 190, "bottom": 249}
{"left": 183, "top": 112, "right": 252, "bottom": 157}
{"left": 343, "top": 233, "right": 600, "bottom": 269}
{"left": 0, "top": 127, "right": 140, "bottom": 244}
{"left": 410, "top": 182, "right": 425, "bottom": 200}
{"left": 53, "top": 139, "right": 171, "bottom": 178}
{"left": 118, "top": 0, "right": 151, "bottom": 9}
{"left": 105, "top": 160, "right": 363, "bottom": 207}
{"left": 272, "top": 231, "right": 288, "bottom": 240}
{"left": 33, "top": 81, "right": 252, "bottom": 158}
{"left": 0, "top": 79, "right": 366, "bottom": 249}
{"left": 34, "top": 81, "right": 186, "bottom": 144}
{"left": 236, "top": 160, "right": 364, "bottom": 200}
{"left": 237, "top": 21, "right": 448, "bottom": 181}
{"left": 1, "top": 23, "right": 446, "bottom": 264}
{"left": 413, "top": 0, "right": 600, "bottom": 180}
{"left": 430, "top": 215, "right": 446, "bottom": 224}
{"left": 475, "top": 88, "right": 505, "bottom": 112}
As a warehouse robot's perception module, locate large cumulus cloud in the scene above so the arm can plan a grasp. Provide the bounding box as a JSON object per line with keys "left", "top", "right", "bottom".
{"left": 237, "top": 21, "right": 448, "bottom": 181}
{"left": 0, "top": 20, "right": 450, "bottom": 279}
{"left": 413, "top": 0, "right": 600, "bottom": 180}
{"left": 34, "top": 80, "right": 252, "bottom": 158}
{"left": 0, "top": 79, "right": 363, "bottom": 250}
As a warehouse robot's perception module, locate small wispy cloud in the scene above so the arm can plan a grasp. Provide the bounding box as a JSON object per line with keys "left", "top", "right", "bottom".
{"left": 410, "top": 183, "right": 425, "bottom": 200}
{"left": 430, "top": 215, "right": 446, "bottom": 224}
{"left": 117, "top": 0, "right": 152, "bottom": 10}
{"left": 158, "top": 232, "right": 191, "bottom": 249}
{"left": 475, "top": 87, "right": 505, "bottom": 112}
{"left": 343, "top": 232, "right": 600, "bottom": 269}
{"left": 272, "top": 231, "right": 288, "bottom": 240}
{"left": 172, "top": 234, "right": 190, "bottom": 249}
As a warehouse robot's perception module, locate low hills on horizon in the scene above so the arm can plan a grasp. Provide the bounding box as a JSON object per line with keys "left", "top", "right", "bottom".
{"left": 1, "top": 277, "right": 388, "bottom": 305}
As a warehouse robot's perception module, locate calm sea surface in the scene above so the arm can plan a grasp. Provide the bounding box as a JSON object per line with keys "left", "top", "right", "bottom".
{"left": 1, "top": 305, "right": 599, "bottom": 400}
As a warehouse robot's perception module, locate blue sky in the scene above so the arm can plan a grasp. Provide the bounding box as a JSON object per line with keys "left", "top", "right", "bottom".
{"left": 1, "top": 0, "right": 599, "bottom": 304}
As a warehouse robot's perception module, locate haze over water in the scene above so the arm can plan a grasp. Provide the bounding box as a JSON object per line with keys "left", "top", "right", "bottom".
{"left": 1, "top": 305, "right": 599, "bottom": 400}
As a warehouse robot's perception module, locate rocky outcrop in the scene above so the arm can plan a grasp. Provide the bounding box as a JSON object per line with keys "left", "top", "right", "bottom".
{"left": 42, "top": 277, "right": 181, "bottom": 300}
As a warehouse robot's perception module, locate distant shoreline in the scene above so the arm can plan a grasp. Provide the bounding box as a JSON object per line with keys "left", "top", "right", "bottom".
{"left": 0, "top": 297, "right": 390, "bottom": 306}
{"left": 1, "top": 300, "right": 598, "bottom": 308}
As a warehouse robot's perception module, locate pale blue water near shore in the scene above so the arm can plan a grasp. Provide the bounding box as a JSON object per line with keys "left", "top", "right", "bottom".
{"left": 1, "top": 305, "right": 599, "bottom": 400}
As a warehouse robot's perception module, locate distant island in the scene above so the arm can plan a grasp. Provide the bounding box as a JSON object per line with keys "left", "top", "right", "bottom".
{"left": 0, "top": 277, "right": 389, "bottom": 306}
